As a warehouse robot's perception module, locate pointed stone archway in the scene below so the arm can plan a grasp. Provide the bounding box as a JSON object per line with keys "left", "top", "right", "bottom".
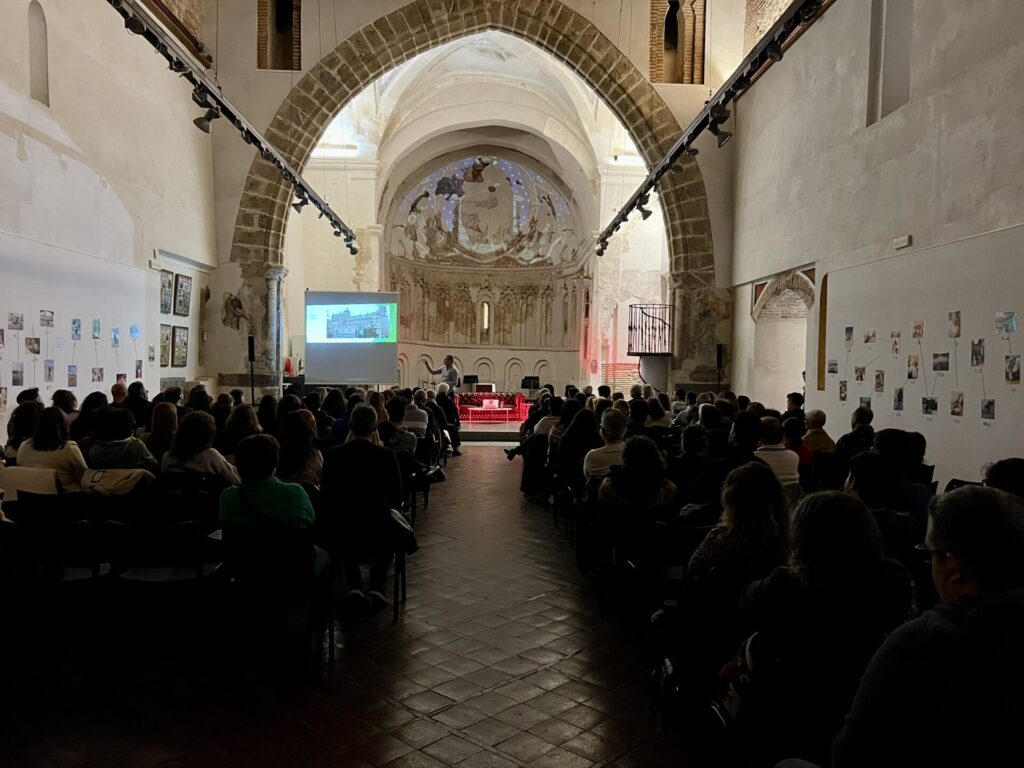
{"left": 226, "top": 0, "right": 722, "bottom": 385}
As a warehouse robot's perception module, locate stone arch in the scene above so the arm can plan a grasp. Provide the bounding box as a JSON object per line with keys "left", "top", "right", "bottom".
{"left": 534, "top": 359, "right": 552, "bottom": 386}
{"left": 398, "top": 352, "right": 409, "bottom": 386}
{"left": 751, "top": 271, "right": 815, "bottom": 322}
{"left": 230, "top": 0, "right": 714, "bottom": 292}
{"left": 504, "top": 358, "right": 524, "bottom": 391}
{"left": 474, "top": 357, "right": 495, "bottom": 383}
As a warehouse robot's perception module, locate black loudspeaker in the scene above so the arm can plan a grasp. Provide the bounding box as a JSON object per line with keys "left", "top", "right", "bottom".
{"left": 463, "top": 375, "right": 479, "bottom": 386}
{"left": 248, "top": 336, "right": 255, "bottom": 362}
{"left": 716, "top": 343, "right": 725, "bottom": 370}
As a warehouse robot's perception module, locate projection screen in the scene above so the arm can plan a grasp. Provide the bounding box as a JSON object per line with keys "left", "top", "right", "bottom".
{"left": 304, "top": 291, "right": 400, "bottom": 385}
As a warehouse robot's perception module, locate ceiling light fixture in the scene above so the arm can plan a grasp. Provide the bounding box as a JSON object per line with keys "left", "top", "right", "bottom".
{"left": 291, "top": 190, "right": 309, "bottom": 213}
{"left": 124, "top": 14, "right": 146, "bottom": 34}
{"left": 766, "top": 41, "right": 784, "bottom": 62}
{"left": 638, "top": 204, "right": 653, "bottom": 220}
{"left": 192, "top": 106, "right": 220, "bottom": 133}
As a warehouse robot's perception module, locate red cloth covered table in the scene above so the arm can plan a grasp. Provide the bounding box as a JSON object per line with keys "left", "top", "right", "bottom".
{"left": 457, "top": 393, "right": 528, "bottom": 422}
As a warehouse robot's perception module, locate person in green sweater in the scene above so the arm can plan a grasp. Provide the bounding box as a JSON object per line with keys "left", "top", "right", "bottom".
{"left": 219, "top": 434, "right": 315, "bottom": 530}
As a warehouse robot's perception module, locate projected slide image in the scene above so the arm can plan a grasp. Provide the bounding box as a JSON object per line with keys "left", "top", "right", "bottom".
{"left": 307, "top": 303, "right": 398, "bottom": 344}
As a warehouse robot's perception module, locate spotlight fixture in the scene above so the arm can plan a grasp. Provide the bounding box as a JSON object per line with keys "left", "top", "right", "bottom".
{"left": 193, "top": 106, "right": 220, "bottom": 133}
{"left": 333, "top": 228, "right": 343, "bottom": 238}
{"left": 799, "top": 1, "right": 822, "bottom": 23}
{"left": 685, "top": 147, "right": 700, "bottom": 157}
{"left": 124, "top": 14, "right": 146, "bottom": 34}
{"left": 709, "top": 104, "right": 730, "bottom": 123}
{"left": 766, "top": 40, "right": 784, "bottom": 62}
{"left": 191, "top": 84, "right": 211, "bottom": 108}
{"left": 709, "top": 124, "right": 734, "bottom": 148}
{"left": 637, "top": 204, "right": 653, "bottom": 221}
{"left": 169, "top": 59, "right": 189, "bottom": 73}
{"left": 291, "top": 190, "right": 309, "bottom": 214}
{"left": 345, "top": 238, "right": 359, "bottom": 255}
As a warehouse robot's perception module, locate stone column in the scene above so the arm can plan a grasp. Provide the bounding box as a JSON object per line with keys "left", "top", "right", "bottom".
{"left": 215, "top": 261, "right": 288, "bottom": 391}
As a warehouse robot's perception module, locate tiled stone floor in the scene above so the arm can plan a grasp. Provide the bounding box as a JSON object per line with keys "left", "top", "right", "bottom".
{"left": 0, "top": 446, "right": 696, "bottom": 766}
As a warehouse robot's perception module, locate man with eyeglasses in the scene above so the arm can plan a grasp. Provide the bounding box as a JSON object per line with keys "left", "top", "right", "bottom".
{"left": 833, "top": 485, "right": 1024, "bottom": 767}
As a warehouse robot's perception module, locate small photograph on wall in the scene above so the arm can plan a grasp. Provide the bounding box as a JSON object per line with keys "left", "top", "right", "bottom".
{"left": 0, "top": 387, "right": 6, "bottom": 412}
{"left": 854, "top": 366, "right": 866, "bottom": 382}
{"left": 948, "top": 311, "right": 962, "bottom": 338}
{"left": 996, "top": 311, "right": 1017, "bottom": 335}
{"left": 1006, "top": 354, "right": 1021, "bottom": 383}
{"left": 148, "top": 344, "right": 156, "bottom": 363}
{"left": 160, "top": 270, "right": 174, "bottom": 314}
{"left": 922, "top": 397, "right": 938, "bottom": 416}
{"left": 863, "top": 329, "right": 877, "bottom": 344}
{"left": 173, "top": 274, "right": 192, "bottom": 317}
{"left": 12, "top": 362, "right": 24, "bottom": 386}
{"left": 71, "top": 318, "right": 82, "bottom": 341}
{"left": 116, "top": 373, "right": 127, "bottom": 384}
{"left": 982, "top": 399, "right": 996, "bottom": 420}
{"left": 25, "top": 337, "right": 40, "bottom": 355}
{"left": 91, "top": 319, "right": 101, "bottom": 340}
{"left": 171, "top": 326, "right": 189, "bottom": 367}
{"left": 130, "top": 325, "right": 141, "bottom": 341}
{"left": 912, "top": 320, "right": 925, "bottom": 339}
{"left": 91, "top": 367, "right": 104, "bottom": 383}
{"left": 68, "top": 365, "right": 78, "bottom": 388}
{"left": 971, "top": 339, "right": 985, "bottom": 367}
{"left": 160, "top": 325, "right": 171, "bottom": 367}
{"left": 0, "top": 329, "right": 4, "bottom": 352}
{"left": 135, "top": 360, "right": 143, "bottom": 380}
{"left": 933, "top": 352, "right": 950, "bottom": 372}
{"left": 890, "top": 331, "right": 900, "bottom": 355}
{"left": 111, "top": 328, "right": 120, "bottom": 348}
{"left": 874, "top": 370, "right": 885, "bottom": 393}
{"left": 43, "top": 359, "right": 54, "bottom": 384}
{"left": 844, "top": 326, "right": 854, "bottom": 346}
{"left": 8, "top": 313, "right": 24, "bottom": 331}
{"left": 827, "top": 359, "right": 838, "bottom": 375}
{"left": 893, "top": 387, "right": 904, "bottom": 411}
{"left": 950, "top": 391, "right": 964, "bottom": 417}
{"left": 39, "top": 309, "right": 54, "bottom": 328}
{"left": 859, "top": 396, "right": 872, "bottom": 409}
{"left": 839, "top": 381, "right": 848, "bottom": 402}
{"left": 907, "top": 355, "right": 920, "bottom": 380}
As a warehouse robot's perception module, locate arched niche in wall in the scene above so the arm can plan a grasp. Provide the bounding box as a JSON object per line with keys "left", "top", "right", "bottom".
{"left": 397, "top": 352, "right": 408, "bottom": 387}
{"left": 474, "top": 357, "right": 495, "bottom": 383}
{"left": 28, "top": 1, "right": 49, "bottom": 106}
{"left": 504, "top": 359, "right": 524, "bottom": 392}
{"left": 534, "top": 359, "right": 552, "bottom": 386}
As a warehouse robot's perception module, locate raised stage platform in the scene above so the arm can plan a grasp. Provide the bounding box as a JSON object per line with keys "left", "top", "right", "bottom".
{"left": 458, "top": 421, "right": 519, "bottom": 442}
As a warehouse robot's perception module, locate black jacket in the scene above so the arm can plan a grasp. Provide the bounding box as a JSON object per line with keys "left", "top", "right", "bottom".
{"left": 320, "top": 440, "right": 403, "bottom": 540}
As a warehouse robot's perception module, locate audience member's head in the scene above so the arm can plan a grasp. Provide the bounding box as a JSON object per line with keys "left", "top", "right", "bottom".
{"left": 927, "top": 486, "right": 1024, "bottom": 600}
{"left": 984, "top": 458, "right": 1024, "bottom": 499}
{"left": 851, "top": 405, "right": 874, "bottom": 428}
{"left": 674, "top": 388, "right": 687, "bottom": 402}
{"left": 627, "top": 398, "right": 648, "bottom": 424}
{"left": 805, "top": 409, "right": 827, "bottom": 430}
{"left": 790, "top": 492, "right": 883, "bottom": 592}
{"left": 304, "top": 391, "right": 323, "bottom": 413}
{"left": 210, "top": 398, "right": 232, "bottom": 433}
{"left": 600, "top": 408, "right": 628, "bottom": 443}
{"left": 276, "top": 393, "right": 303, "bottom": 425}
{"left": 642, "top": 385, "right": 655, "bottom": 400}
{"left": 110, "top": 382, "right": 128, "bottom": 404}
{"left": 629, "top": 384, "right": 644, "bottom": 400}
{"left": 257, "top": 394, "right": 278, "bottom": 434}
{"left": 619, "top": 435, "right": 665, "bottom": 480}
{"left": 16, "top": 388, "right": 41, "bottom": 404}
{"left": 148, "top": 402, "right": 178, "bottom": 444}
{"left": 8, "top": 401, "right": 44, "bottom": 448}
{"left": 277, "top": 410, "right": 317, "bottom": 476}
{"left": 223, "top": 404, "right": 258, "bottom": 448}
{"left": 594, "top": 398, "right": 612, "bottom": 421}
{"left": 413, "top": 389, "right": 427, "bottom": 406}
{"left": 229, "top": 388, "right": 245, "bottom": 407}
{"left": 349, "top": 403, "right": 378, "bottom": 438}
{"left": 559, "top": 399, "right": 582, "bottom": 428}
{"left": 720, "top": 462, "right": 790, "bottom": 561}
{"left": 235, "top": 434, "right": 280, "bottom": 484}
{"left": 782, "top": 417, "right": 805, "bottom": 448}
{"left": 128, "top": 382, "right": 147, "bottom": 402}
{"left": 185, "top": 386, "right": 212, "bottom": 413}
{"left": 563, "top": 407, "right": 599, "bottom": 446}
{"left": 747, "top": 401, "right": 766, "bottom": 417}
{"left": 611, "top": 391, "right": 624, "bottom": 401}
{"left": 699, "top": 404, "right": 722, "bottom": 431}
{"left": 598, "top": 385, "right": 611, "bottom": 398}
{"left": 51, "top": 389, "right": 77, "bottom": 415}
{"left": 845, "top": 451, "right": 899, "bottom": 510}
{"left": 96, "top": 407, "right": 136, "bottom": 442}
{"left": 715, "top": 399, "right": 735, "bottom": 421}
{"left": 647, "top": 397, "right": 666, "bottom": 421}
{"left": 612, "top": 398, "right": 630, "bottom": 417}
{"left": 322, "top": 389, "right": 345, "bottom": 418}
{"left": 386, "top": 396, "right": 408, "bottom": 424}
{"left": 760, "top": 416, "right": 784, "bottom": 446}
{"left": 31, "top": 407, "right": 70, "bottom": 452}
{"left": 583, "top": 385, "right": 594, "bottom": 396}
{"left": 731, "top": 410, "right": 763, "bottom": 453}
{"left": 682, "top": 425, "right": 707, "bottom": 455}
{"left": 786, "top": 392, "right": 805, "bottom": 412}
{"left": 437, "top": 383, "right": 450, "bottom": 396}
{"left": 170, "top": 411, "right": 216, "bottom": 459}
{"left": 737, "top": 395, "right": 750, "bottom": 412}
{"left": 547, "top": 396, "right": 564, "bottom": 418}
{"left": 163, "top": 385, "right": 183, "bottom": 405}
{"left": 79, "top": 391, "right": 109, "bottom": 418}
{"left": 907, "top": 431, "right": 927, "bottom": 464}
{"left": 346, "top": 393, "right": 365, "bottom": 412}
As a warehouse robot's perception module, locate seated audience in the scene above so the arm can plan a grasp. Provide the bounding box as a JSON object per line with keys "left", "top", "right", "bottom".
{"left": 161, "top": 412, "right": 240, "bottom": 485}
{"left": 5, "top": 400, "right": 44, "bottom": 461}
{"left": 304, "top": 391, "right": 334, "bottom": 440}
{"left": 547, "top": 399, "right": 581, "bottom": 465}
{"left": 597, "top": 385, "right": 611, "bottom": 399}
{"left": 276, "top": 410, "right": 323, "bottom": 486}
{"left": 685, "top": 462, "right": 790, "bottom": 690}
{"left": 321, "top": 389, "right": 346, "bottom": 420}
{"left": 738, "top": 492, "right": 910, "bottom": 765}
{"left": 330, "top": 393, "right": 364, "bottom": 443}
{"left": 845, "top": 451, "right": 922, "bottom": 574}
{"left": 435, "top": 383, "right": 461, "bottom": 455}
{"left": 555, "top": 409, "right": 603, "bottom": 490}
{"left": 401, "top": 392, "right": 429, "bottom": 438}
{"left": 583, "top": 408, "right": 628, "bottom": 481}
{"left": 162, "top": 385, "right": 193, "bottom": 421}
{"left": 783, "top": 417, "right": 814, "bottom": 490}
{"left": 874, "top": 428, "right": 935, "bottom": 522}
{"left": 754, "top": 417, "right": 800, "bottom": 490}
{"left": 534, "top": 396, "right": 563, "bottom": 436}
{"left": 833, "top": 486, "right": 1024, "bottom": 767}
{"left": 257, "top": 394, "right": 279, "bottom": 435}
{"left": 89, "top": 407, "right": 159, "bottom": 472}
{"left": 142, "top": 402, "right": 178, "bottom": 464}
{"left": 598, "top": 437, "right": 676, "bottom": 556}
{"left": 984, "top": 457, "right": 1024, "bottom": 499}
{"left": 218, "top": 404, "right": 261, "bottom": 458}
{"left": 378, "top": 397, "right": 418, "bottom": 454}
{"left": 366, "top": 390, "right": 388, "bottom": 424}
{"left": 210, "top": 396, "right": 232, "bottom": 437}
{"left": 51, "top": 389, "right": 79, "bottom": 424}
{"left": 645, "top": 397, "right": 673, "bottom": 428}
{"left": 320, "top": 405, "right": 403, "bottom": 606}
{"left": 802, "top": 409, "right": 836, "bottom": 453}
{"left": 68, "top": 391, "right": 108, "bottom": 450}
{"left": 785, "top": 391, "right": 806, "bottom": 426}
{"left": 220, "top": 435, "right": 317, "bottom": 532}
{"left": 229, "top": 388, "right": 245, "bottom": 408}
{"left": 16, "top": 406, "right": 89, "bottom": 492}
{"left": 123, "top": 381, "right": 149, "bottom": 427}
{"left": 110, "top": 381, "right": 127, "bottom": 406}
{"left": 275, "top": 394, "right": 303, "bottom": 430}
{"left": 185, "top": 385, "right": 213, "bottom": 413}
{"left": 836, "top": 405, "right": 875, "bottom": 461}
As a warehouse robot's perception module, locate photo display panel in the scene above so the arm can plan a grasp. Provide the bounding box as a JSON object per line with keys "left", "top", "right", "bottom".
{"left": 304, "top": 291, "right": 399, "bottom": 384}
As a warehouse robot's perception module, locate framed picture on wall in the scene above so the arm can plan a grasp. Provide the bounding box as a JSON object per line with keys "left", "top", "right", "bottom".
{"left": 171, "top": 326, "right": 189, "bottom": 367}
{"left": 159, "top": 270, "right": 174, "bottom": 314}
{"left": 159, "top": 324, "right": 172, "bottom": 367}
{"left": 173, "top": 274, "right": 192, "bottom": 317}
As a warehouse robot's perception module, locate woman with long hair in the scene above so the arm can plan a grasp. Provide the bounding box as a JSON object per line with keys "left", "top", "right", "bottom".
{"left": 644, "top": 397, "right": 673, "bottom": 428}
{"left": 598, "top": 435, "right": 676, "bottom": 533}
{"left": 256, "top": 394, "right": 278, "bottom": 436}
{"left": 69, "top": 391, "right": 109, "bottom": 449}
{"left": 321, "top": 389, "right": 346, "bottom": 420}
{"left": 554, "top": 408, "right": 603, "bottom": 489}
{"left": 16, "top": 406, "right": 88, "bottom": 491}
{"left": 143, "top": 402, "right": 178, "bottom": 464}
{"left": 366, "top": 390, "right": 388, "bottom": 424}
{"left": 51, "top": 390, "right": 79, "bottom": 424}
{"left": 5, "top": 401, "right": 44, "bottom": 461}
{"left": 162, "top": 412, "right": 240, "bottom": 485}
{"left": 276, "top": 410, "right": 323, "bottom": 485}
{"left": 219, "top": 404, "right": 261, "bottom": 458}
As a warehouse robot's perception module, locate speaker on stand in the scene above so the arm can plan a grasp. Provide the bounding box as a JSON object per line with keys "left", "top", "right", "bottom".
{"left": 716, "top": 343, "right": 725, "bottom": 391}
{"left": 248, "top": 335, "right": 256, "bottom": 405}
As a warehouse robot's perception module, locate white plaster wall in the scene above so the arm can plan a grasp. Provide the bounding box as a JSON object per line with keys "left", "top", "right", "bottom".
{"left": 0, "top": 0, "right": 216, "bottom": 430}
{"left": 751, "top": 316, "right": 807, "bottom": 410}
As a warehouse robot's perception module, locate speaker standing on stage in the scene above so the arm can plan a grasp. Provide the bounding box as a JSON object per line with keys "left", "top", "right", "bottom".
{"left": 424, "top": 355, "right": 460, "bottom": 390}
